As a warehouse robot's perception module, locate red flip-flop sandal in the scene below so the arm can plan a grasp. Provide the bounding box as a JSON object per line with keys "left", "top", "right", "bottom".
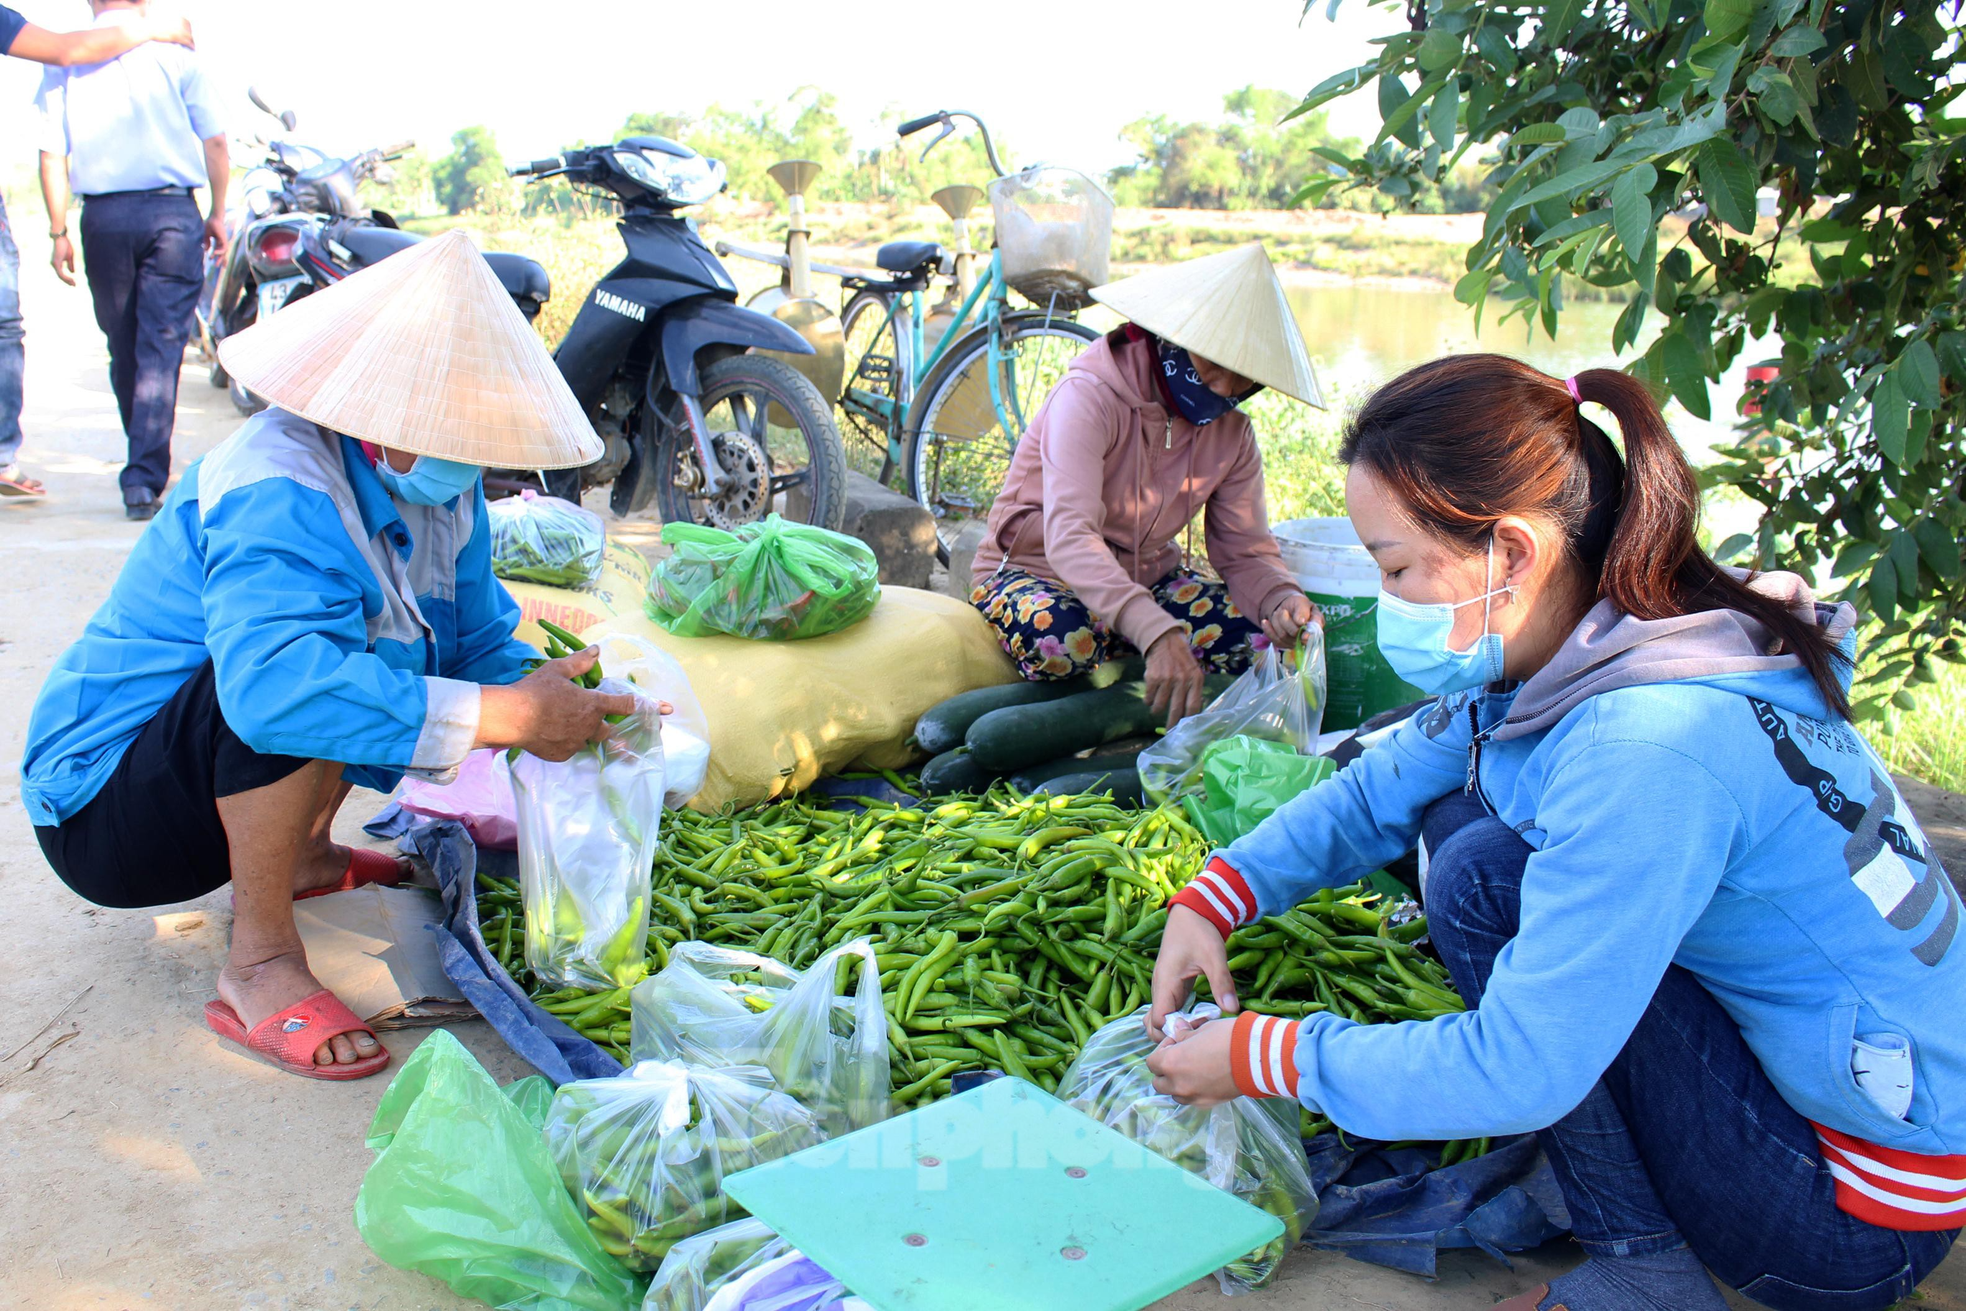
{"left": 295, "top": 847, "right": 410, "bottom": 901}
{"left": 203, "top": 988, "right": 391, "bottom": 1080}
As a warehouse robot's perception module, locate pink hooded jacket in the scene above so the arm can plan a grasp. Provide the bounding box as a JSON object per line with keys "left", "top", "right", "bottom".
{"left": 972, "top": 330, "right": 1301, "bottom": 654}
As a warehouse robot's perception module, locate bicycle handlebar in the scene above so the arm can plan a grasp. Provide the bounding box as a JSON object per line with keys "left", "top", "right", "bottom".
{"left": 898, "top": 109, "right": 1006, "bottom": 179}
{"left": 896, "top": 112, "right": 945, "bottom": 138}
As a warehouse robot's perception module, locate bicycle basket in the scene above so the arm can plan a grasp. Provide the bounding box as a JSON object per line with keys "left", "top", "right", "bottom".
{"left": 989, "top": 166, "right": 1114, "bottom": 311}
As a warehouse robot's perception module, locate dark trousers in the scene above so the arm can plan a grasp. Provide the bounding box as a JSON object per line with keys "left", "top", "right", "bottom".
{"left": 1421, "top": 789, "right": 1955, "bottom": 1310}
{"left": 77, "top": 192, "right": 203, "bottom": 503}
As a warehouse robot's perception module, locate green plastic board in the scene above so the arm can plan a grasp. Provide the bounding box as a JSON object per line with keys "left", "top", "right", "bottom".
{"left": 723, "top": 1077, "right": 1283, "bottom": 1311}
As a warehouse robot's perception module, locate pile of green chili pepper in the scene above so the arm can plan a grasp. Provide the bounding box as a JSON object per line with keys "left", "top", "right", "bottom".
{"left": 488, "top": 492, "right": 607, "bottom": 588}
{"left": 475, "top": 781, "right": 1485, "bottom": 1163}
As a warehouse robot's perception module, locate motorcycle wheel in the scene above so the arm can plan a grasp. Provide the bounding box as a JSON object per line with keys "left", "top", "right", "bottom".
{"left": 228, "top": 376, "right": 267, "bottom": 417}
{"left": 209, "top": 356, "right": 228, "bottom": 389}
{"left": 654, "top": 354, "right": 847, "bottom": 532}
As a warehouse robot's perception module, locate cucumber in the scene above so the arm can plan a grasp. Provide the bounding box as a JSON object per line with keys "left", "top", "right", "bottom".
{"left": 914, "top": 680, "right": 1085, "bottom": 756}
{"left": 966, "top": 683, "right": 1158, "bottom": 772}
{"left": 1008, "top": 741, "right": 1152, "bottom": 792}
{"left": 918, "top": 746, "right": 999, "bottom": 794}
{"left": 966, "top": 673, "right": 1237, "bottom": 774}
{"left": 1032, "top": 768, "right": 1144, "bottom": 805}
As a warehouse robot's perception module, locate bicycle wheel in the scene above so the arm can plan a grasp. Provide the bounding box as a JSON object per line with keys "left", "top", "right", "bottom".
{"left": 839, "top": 289, "right": 902, "bottom": 473}
{"left": 903, "top": 312, "right": 1098, "bottom": 560}
{"left": 654, "top": 354, "right": 848, "bottom": 531}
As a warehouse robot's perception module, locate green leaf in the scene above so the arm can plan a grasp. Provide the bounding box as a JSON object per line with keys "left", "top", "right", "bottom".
{"left": 1611, "top": 164, "right": 1658, "bottom": 267}
{"left": 1769, "top": 24, "right": 1828, "bottom": 55}
{"left": 1378, "top": 74, "right": 1429, "bottom": 149}
{"left": 1905, "top": 410, "right": 1931, "bottom": 467}
{"left": 1544, "top": 0, "right": 1587, "bottom": 43}
{"left": 1872, "top": 371, "right": 1909, "bottom": 465}
{"left": 1869, "top": 554, "right": 1898, "bottom": 622}
{"left": 1697, "top": 139, "right": 1759, "bottom": 233}
{"left": 1936, "top": 331, "right": 1966, "bottom": 386}
{"left": 1285, "top": 64, "right": 1377, "bottom": 121}
{"left": 1613, "top": 291, "right": 1651, "bottom": 353}
{"left": 1518, "top": 158, "right": 1631, "bottom": 208}
{"left": 1661, "top": 331, "right": 1711, "bottom": 420}
{"left": 1889, "top": 532, "right": 1921, "bottom": 601}
{"left": 1534, "top": 209, "right": 1614, "bottom": 247}
{"left": 1454, "top": 268, "right": 1495, "bottom": 306}
{"left": 1896, "top": 339, "right": 1941, "bottom": 408}
{"left": 1914, "top": 519, "right": 1962, "bottom": 580}
{"left": 1417, "top": 27, "right": 1462, "bottom": 71}
{"left": 1429, "top": 81, "right": 1459, "bottom": 153}
{"left": 1507, "top": 123, "right": 1570, "bottom": 148}
{"left": 1831, "top": 540, "right": 1879, "bottom": 578}
{"left": 1704, "top": 0, "right": 1754, "bottom": 39}
{"left": 1846, "top": 46, "right": 1890, "bottom": 112}
{"left": 1712, "top": 532, "right": 1755, "bottom": 561}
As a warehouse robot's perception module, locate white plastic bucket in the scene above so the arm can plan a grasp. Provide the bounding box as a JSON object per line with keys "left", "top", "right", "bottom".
{"left": 1271, "top": 517, "right": 1422, "bottom": 731}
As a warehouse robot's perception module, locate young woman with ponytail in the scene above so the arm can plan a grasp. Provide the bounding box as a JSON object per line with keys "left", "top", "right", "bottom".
{"left": 1145, "top": 355, "right": 1963, "bottom": 1311}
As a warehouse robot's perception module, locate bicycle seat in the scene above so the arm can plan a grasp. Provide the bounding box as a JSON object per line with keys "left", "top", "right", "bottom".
{"left": 877, "top": 240, "right": 945, "bottom": 274}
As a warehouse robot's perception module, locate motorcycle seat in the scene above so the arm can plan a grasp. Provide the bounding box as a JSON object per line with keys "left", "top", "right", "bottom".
{"left": 876, "top": 241, "right": 944, "bottom": 274}
{"left": 337, "top": 224, "right": 421, "bottom": 267}
{"left": 484, "top": 251, "right": 551, "bottom": 304}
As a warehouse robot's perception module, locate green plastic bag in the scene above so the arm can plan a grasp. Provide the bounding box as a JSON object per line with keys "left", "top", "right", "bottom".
{"left": 643, "top": 514, "right": 880, "bottom": 641}
{"left": 1182, "top": 737, "right": 1336, "bottom": 846}
{"left": 354, "top": 1031, "right": 644, "bottom": 1311}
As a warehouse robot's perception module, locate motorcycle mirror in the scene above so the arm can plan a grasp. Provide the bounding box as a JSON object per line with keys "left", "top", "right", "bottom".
{"left": 247, "top": 85, "right": 275, "bottom": 115}
{"left": 280, "top": 110, "right": 298, "bottom": 132}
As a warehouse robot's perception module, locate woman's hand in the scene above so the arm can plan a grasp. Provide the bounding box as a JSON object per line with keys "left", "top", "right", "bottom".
{"left": 1147, "top": 904, "right": 1239, "bottom": 1040}
{"left": 1144, "top": 629, "right": 1205, "bottom": 728}
{"left": 1262, "top": 594, "right": 1318, "bottom": 650}
{"left": 478, "top": 647, "right": 641, "bottom": 760}
{"left": 1146, "top": 1016, "right": 1241, "bottom": 1106}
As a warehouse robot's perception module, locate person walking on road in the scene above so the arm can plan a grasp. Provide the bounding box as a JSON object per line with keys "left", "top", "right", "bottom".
{"left": 0, "top": 3, "right": 194, "bottom": 501}
{"left": 34, "top": 0, "right": 227, "bottom": 520}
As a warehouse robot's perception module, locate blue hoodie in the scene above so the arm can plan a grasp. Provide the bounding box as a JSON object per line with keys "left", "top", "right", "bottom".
{"left": 1195, "top": 574, "right": 1966, "bottom": 1222}
{"left": 21, "top": 408, "right": 534, "bottom": 826}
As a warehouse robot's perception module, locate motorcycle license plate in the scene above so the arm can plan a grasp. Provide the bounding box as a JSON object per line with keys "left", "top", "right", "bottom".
{"left": 258, "top": 277, "right": 303, "bottom": 318}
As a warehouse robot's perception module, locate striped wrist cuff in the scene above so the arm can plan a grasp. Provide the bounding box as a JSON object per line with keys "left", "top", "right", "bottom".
{"left": 1170, "top": 858, "right": 1259, "bottom": 938}
{"left": 1229, "top": 1011, "right": 1300, "bottom": 1100}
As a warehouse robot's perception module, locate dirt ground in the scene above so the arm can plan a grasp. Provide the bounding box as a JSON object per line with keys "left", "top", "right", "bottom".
{"left": 1, "top": 235, "right": 1961, "bottom": 1311}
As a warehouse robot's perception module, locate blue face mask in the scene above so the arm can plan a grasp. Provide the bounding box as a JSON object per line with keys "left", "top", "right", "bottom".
{"left": 374, "top": 453, "right": 482, "bottom": 507}
{"left": 1374, "top": 536, "right": 1517, "bottom": 696}
{"left": 1156, "top": 341, "right": 1251, "bottom": 427}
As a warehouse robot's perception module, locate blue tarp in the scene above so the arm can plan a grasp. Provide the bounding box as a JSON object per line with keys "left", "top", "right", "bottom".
{"left": 370, "top": 806, "right": 1567, "bottom": 1274}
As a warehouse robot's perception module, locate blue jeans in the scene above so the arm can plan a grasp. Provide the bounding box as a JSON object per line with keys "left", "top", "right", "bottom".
{"left": 76, "top": 191, "right": 203, "bottom": 502}
{"left": 1421, "top": 790, "right": 1956, "bottom": 1311}
{"left": 0, "top": 192, "right": 23, "bottom": 468}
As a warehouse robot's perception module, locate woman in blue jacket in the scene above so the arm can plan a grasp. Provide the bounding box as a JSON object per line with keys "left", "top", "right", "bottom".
{"left": 1147, "top": 355, "right": 1962, "bottom": 1310}
{"left": 21, "top": 232, "right": 631, "bottom": 1081}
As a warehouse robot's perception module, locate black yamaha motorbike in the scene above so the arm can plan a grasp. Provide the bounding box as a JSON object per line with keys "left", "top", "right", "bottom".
{"left": 505, "top": 139, "right": 846, "bottom": 529}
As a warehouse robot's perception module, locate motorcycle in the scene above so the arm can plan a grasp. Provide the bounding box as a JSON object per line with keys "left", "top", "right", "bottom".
{"left": 504, "top": 138, "right": 847, "bottom": 530}
{"left": 203, "top": 90, "right": 549, "bottom": 416}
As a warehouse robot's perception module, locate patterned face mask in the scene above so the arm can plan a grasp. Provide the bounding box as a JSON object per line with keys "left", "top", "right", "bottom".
{"left": 1155, "top": 341, "right": 1256, "bottom": 426}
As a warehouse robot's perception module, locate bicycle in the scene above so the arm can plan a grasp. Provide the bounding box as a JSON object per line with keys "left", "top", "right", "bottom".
{"left": 836, "top": 110, "right": 1112, "bottom": 560}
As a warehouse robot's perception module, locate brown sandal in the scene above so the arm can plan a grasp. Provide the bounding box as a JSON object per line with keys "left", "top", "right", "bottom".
{"left": 0, "top": 466, "right": 46, "bottom": 498}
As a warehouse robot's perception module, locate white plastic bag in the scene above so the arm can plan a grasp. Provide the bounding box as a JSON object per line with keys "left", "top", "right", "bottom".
{"left": 1059, "top": 1005, "right": 1316, "bottom": 1294}
{"left": 1137, "top": 634, "right": 1327, "bottom": 803}
{"left": 629, "top": 939, "right": 891, "bottom": 1138}
{"left": 592, "top": 632, "right": 710, "bottom": 807}
{"left": 543, "top": 1061, "right": 823, "bottom": 1273}
{"left": 642, "top": 1218, "right": 789, "bottom": 1311}
{"left": 512, "top": 679, "right": 664, "bottom": 989}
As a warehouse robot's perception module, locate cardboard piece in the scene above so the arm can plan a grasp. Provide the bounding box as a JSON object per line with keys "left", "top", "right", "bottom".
{"left": 293, "top": 884, "right": 474, "bottom": 1030}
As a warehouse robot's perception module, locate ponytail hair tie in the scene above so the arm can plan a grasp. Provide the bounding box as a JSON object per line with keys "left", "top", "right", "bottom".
{"left": 1564, "top": 376, "right": 1583, "bottom": 404}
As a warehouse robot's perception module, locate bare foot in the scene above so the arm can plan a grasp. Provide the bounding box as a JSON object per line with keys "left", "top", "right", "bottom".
{"left": 215, "top": 947, "right": 381, "bottom": 1067}
{"left": 292, "top": 842, "right": 410, "bottom": 896}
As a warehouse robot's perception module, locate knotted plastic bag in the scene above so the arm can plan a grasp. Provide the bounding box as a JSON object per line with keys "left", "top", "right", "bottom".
{"left": 490, "top": 489, "right": 609, "bottom": 588}
{"left": 1058, "top": 1006, "right": 1316, "bottom": 1294}
{"left": 629, "top": 939, "right": 891, "bottom": 1138}
{"left": 1184, "top": 741, "right": 1337, "bottom": 847}
{"left": 354, "top": 1030, "right": 643, "bottom": 1311}
{"left": 643, "top": 514, "right": 880, "bottom": 642}
{"left": 511, "top": 680, "right": 665, "bottom": 989}
{"left": 543, "top": 1060, "right": 824, "bottom": 1272}
{"left": 1138, "top": 635, "right": 1326, "bottom": 805}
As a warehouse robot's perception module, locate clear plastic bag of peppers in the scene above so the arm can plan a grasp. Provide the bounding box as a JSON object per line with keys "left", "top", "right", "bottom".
{"left": 489, "top": 489, "right": 608, "bottom": 588}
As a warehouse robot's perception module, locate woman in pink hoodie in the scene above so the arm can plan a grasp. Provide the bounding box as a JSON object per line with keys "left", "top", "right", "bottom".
{"left": 971, "top": 244, "right": 1325, "bottom": 724}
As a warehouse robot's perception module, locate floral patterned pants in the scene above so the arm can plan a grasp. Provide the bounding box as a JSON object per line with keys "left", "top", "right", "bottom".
{"left": 971, "top": 565, "right": 1264, "bottom": 681}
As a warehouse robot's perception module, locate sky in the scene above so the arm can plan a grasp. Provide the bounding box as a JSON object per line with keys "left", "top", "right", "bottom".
{"left": 0, "top": 0, "right": 1398, "bottom": 176}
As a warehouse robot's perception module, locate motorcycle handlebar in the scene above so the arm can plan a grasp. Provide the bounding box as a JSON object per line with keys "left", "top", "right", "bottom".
{"left": 379, "top": 140, "right": 415, "bottom": 160}
{"left": 897, "top": 112, "right": 945, "bottom": 138}
{"left": 510, "top": 155, "right": 564, "bottom": 178}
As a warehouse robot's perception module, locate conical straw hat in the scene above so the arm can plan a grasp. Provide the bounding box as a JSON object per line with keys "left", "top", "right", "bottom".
{"left": 1091, "top": 243, "right": 1323, "bottom": 408}
{"left": 217, "top": 229, "right": 602, "bottom": 469}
